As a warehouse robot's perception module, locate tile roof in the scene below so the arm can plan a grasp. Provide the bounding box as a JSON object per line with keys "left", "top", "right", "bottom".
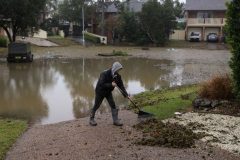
{"left": 185, "top": 0, "right": 231, "bottom": 10}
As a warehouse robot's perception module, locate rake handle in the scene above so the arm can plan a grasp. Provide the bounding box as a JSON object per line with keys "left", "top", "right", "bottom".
{"left": 115, "top": 85, "right": 141, "bottom": 111}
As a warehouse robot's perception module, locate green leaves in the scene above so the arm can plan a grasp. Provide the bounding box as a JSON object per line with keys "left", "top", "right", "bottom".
{"left": 117, "top": 0, "right": 179, "bottom": 45}
{"left": 140, "top": 0, "right": 176, "bottom": 45}
{"left": 0, "top": 119, "right": 27, "bottom": 160}
{"left": 226, "top": 0, "right": 240, "bottom": 98}
{"left": 0, "top": 0, "right": 46, "bottom": 42}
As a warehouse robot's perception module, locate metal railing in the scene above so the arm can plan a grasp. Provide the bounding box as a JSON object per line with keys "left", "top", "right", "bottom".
{"left": 187, "top": 18, "right": 226, "bottom": 26}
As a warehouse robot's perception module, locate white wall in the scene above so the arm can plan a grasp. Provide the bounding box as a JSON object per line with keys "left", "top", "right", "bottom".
{"left": 59, "top": 30, "right": 65, "bottom": 37}
{"left": 170, "top": 30, "right": 185, "bottom": 40}
{"left": 33, "top": 29, "right": 47, "bottom": 39}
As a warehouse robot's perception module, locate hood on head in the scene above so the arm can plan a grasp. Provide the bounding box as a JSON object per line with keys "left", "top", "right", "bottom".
{"left": 111, "top": 62, "right": 123, "bottom": 75}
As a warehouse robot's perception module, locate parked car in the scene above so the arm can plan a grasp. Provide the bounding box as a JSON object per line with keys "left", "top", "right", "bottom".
{"left": 207, "top": 33, "right": 219, "bottom": 42}
{"left": 189, "top": 32, "right": 201, "bottom": 42}
{"left": 7, "top": 42, "right": 33, "bottom": 63}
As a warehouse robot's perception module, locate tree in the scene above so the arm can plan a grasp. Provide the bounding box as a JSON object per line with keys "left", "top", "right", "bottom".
{"left": 139, "top": 0, "right": 176, "bottom": 45}
{"left": 58, "top": 0, "right": 96, "bottom": 34}
{"left": 105, "top": 15, "right": 118, "bottom": 43}
{"left": 226, "top": 0, "right": 240, "bottom": 98}
{"left": 174, "top": 0, "right": 184, "bottom": 18}
{"left": 0, "top": 0, "right": 46, "bottom": 42}
{"left": 58, "top": 0, "right": 83, "bottom": 23}
{"left": 117, "top": 11, "right": 144, "bottom": 42}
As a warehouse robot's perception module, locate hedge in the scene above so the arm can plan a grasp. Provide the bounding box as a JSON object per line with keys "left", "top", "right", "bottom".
{"left": 84, "top": 32, "right": 100, "bottom": 43}
{"left": 0, "top": 36, "right": 7, "bottom": 47}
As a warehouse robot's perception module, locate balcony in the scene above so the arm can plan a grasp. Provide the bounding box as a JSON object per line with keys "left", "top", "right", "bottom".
{"left": 187, "top": 18, "right": 226, "bottom": 27}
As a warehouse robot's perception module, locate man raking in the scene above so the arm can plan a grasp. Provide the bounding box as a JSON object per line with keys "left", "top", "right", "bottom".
{"left": 89, "top": 62, "right": 129, "bottom": 126}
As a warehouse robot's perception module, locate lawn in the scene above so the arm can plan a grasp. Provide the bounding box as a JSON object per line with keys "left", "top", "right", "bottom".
{"left": 166, "top": 40, "right": 229, "bottom": 50}
{"left": 0, "top": 47, "right": 7, "bottom": 56}
{"left": 0, "top": 119, "right": 27, "bottom": 160}
{"left": 131, "top": 85, "right": 198, "bottom": 119}
{"left": 47, "top": 36, "right": 78, "bottom": 46}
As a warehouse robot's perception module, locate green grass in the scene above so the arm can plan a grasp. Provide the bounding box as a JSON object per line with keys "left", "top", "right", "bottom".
{"left": 166, "top": 40, "right": 208, "bottom": 49}
{"left": 166, "top": 40, "right": 229, "bottom": 49}
{"left": 112, "top": 50, "right": 128, "bottom": 56}
{"left": 0, "top": 119, "right": 27, "bottom": 160}
{"left": 47, "top": 36, "right": 78, "bottom": 46}
{"left": 132, "top": 85, "right": 198, "bottom": 119}
{"left": 0, "top": 47, "right": 7, "bottom": 55}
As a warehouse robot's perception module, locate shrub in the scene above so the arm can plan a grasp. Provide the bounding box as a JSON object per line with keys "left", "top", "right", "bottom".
{"left": 198, "top": 74, "right": 234, "bottom": 100}
{"left": 84, "top": 32, "right": 100, "bottom": 44}
{"left": 226, "top": 0, "right": 240, "bottom": 98}
{"left": 0, "top": 36, "right": 7, "bottom": 47}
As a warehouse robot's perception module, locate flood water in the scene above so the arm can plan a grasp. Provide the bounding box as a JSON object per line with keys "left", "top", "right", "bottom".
{"left": 0, "top": 57, "right": 226, "bottom": 124}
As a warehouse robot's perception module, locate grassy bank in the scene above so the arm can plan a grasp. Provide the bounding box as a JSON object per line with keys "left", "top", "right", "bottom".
{"left": 0, "top": 47, "right": 7, "bottom": 56}
{"left": 166, "top": 40, "right": 229, "bottom": 50}
{"left": 0, "top": 119, "right": 27, "bottom": 160}
{"left": 47, "top": 36, "right": 78, "bottom": 46}
{"left": 132, "top": 85, "right": 198, "bottom": 119}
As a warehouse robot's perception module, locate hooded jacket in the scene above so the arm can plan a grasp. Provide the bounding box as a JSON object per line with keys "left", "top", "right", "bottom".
{"left": 95, "top": 62, "right": 128, "bottom": 97}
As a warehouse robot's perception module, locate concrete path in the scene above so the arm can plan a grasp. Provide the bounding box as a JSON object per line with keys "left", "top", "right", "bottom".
{"left": 6, "top": 110, "right": 240, "bottom": 160}
{"left": 17, "top": 37, "right": 59, "bottom": 47}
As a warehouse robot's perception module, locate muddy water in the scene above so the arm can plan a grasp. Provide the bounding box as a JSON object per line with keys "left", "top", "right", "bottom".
{"left": 0, "top": 58, "right": 228, "bottom": 124}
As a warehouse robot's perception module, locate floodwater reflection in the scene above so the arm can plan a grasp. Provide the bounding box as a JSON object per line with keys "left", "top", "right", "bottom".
{"left": 0, "top": 58, "right": 213, "bottom": 124}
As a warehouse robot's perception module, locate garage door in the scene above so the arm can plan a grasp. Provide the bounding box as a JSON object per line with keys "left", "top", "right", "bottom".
{"left": 205, "top": 28, "right": 220, "bottom": 41}
{"left": 187, "top": 28, "right": 202, "bottom": 41}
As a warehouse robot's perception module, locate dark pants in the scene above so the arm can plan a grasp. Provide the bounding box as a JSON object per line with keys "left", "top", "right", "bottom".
{"left": 90, "top": 92, "right": 116, "bottom": 118}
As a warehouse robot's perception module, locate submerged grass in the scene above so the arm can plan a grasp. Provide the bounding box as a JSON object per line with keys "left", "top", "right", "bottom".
{"left": 47, "top": 36, "right": 78, "bottom": 46}
{"left": 0, "top": 119, "right": 27, "bottom": 160}
{"left": 0, "top": 47, "right": 7, "bottom": 55}
{"left": 131, "top": 85, "right": 198, "bottom": 119}
{"left": 112, "top": 50, "right": 128, "bottom": 56}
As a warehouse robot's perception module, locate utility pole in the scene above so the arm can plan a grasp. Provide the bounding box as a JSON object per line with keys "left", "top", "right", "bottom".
{"left": 82, "top": 3, "right": 85, "bottom": 46}
{"left": 101, "top": 0, "right": 104, "bottom": 36}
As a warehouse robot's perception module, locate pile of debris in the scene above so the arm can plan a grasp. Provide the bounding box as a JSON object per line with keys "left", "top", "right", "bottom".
{"left": 192, "top": 98, "right": 240, "bottom": 116}
{"left": 134, "top": 118, "right": 205, "bottom": 148}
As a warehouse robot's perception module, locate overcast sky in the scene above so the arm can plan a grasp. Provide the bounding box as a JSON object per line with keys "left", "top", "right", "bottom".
{"left": 178, "top": 0, "right": 186, "bottom": 3}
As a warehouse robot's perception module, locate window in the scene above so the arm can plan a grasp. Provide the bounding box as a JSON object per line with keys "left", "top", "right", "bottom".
{"left": 197, "top": 12, "right": 213, "bottom": 23}
{"left": 197, "top": 12, "right": 213, "bottom": 18}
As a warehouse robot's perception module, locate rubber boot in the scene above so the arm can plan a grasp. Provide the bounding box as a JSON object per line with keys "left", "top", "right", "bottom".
{"left": 111, "top": 109, "right": 123, "bottom": 126}
{"left": 89, "top": 110, "right": 97, "bottom": 126}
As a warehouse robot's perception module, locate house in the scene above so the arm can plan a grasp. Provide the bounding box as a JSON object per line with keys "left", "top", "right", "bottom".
{"left": 126, "top": 0, "right": 147, "bottom": 12}
{"left": 95, "top": 0, "right": 146, "bottom": 43}
{"left": 185, "top": 0, "right": 230, "bottom": 41}
{"left": 0, "top": 15, "right": 7, "bottom": 36}
{"left": 0, "top": 28, "right": 5, "bottom": 36}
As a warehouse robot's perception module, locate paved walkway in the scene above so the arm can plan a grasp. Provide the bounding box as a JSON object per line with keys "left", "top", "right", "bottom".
{"left": 6, "top": 110, "right": 240, "bottom": 160}
{"left": 17, "top": 37, "right": 59, "bottom": 47}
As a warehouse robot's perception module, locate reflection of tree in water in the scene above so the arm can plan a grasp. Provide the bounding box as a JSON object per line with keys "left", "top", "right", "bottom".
{"left": 0, "top": 62, "right": 54, "bottom": 121}
{"left": 53, "top": 58, "right": 173, "bottom": 118}
{"left": 0, "top": 58, "right": 175, "bottom": 122}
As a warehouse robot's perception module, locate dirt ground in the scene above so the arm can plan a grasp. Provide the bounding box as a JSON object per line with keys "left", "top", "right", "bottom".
{"left": 3, "top": 44, "right": 237, "bottom": 159}
{"left": 6, "top": 110, "right": 240, "bottom": 160}
{"left": 30, "top": 45, "right": 230, "bottom": 61}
